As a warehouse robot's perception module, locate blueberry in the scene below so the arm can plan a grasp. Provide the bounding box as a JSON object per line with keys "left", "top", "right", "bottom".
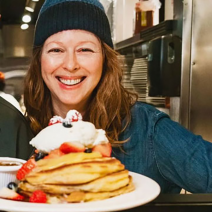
{"left": 35, "top": 152, "right": 47, "bottom": 161}
{"left": 84, "top": 148, "right": 92, "bottom": 153}
{"left": 7, "top": 182, "right": 18, "bottom": 191}
{"left": 63, "top": 121, "right": 72, "bottom": 128}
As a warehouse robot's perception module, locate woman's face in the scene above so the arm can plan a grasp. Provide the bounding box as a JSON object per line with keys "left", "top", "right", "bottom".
{"left": 41, "top": 30, "right": 103, "bottom": 115}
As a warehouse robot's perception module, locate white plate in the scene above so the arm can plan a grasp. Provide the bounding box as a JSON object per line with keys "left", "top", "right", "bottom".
{"left": 0, "top": 172, "right": 160, "bottom": 212}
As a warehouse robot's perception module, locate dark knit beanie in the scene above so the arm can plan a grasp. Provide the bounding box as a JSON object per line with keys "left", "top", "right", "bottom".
{"left": 34, "top": 0, "right": 113, "bottom": 48}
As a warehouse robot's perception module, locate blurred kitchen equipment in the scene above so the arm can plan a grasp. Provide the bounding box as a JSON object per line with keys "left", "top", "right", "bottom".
{"left": 147, "top": 34, "right": 181, "bottom": 97}
{"left": 134, "top": 0, "right": 161, "bottom": 34}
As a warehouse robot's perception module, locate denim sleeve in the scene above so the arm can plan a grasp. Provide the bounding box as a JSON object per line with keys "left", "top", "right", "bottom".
{"left": 153, "top": 116, "right": 212, "bottom": 193}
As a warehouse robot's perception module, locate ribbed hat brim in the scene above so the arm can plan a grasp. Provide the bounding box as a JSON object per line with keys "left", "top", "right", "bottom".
{"left": 34, "top": 1, "right": 113, "bottom": 48}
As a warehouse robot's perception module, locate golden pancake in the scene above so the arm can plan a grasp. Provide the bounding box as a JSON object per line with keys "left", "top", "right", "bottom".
{"left": 19, "top": 176, "right": 135, "bottom": 203}
{"left": 26, "top": 158, "right": 125, "bottom": 184}
{"left": 19, "top": 170, "right": 130, "bottom": 194}
{"left": 34, "top": 152, "right": 102, "bottom": 172}
{"left": 66, "top": 176, "right": 134, "bottom": 202}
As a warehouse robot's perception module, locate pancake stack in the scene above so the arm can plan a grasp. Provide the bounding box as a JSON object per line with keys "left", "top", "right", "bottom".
{"left": 18, "top": 152, "right": 134, "bottom": 203}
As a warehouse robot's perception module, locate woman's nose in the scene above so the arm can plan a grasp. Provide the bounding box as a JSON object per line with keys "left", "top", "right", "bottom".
{"left": 62, "top": 51, "right": 79, "bottom": 71}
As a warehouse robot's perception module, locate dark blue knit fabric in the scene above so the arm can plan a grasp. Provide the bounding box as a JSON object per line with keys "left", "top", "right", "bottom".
{"left": 40, "top": 0, "right": 105, "bottom": 13}
{"left": 34, "top": 0, "right": 113, "bottom": 48}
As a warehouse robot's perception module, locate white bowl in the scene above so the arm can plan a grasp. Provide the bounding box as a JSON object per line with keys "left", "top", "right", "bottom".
{"left": 0, "top": 157, "right": 26, "bottom": 189}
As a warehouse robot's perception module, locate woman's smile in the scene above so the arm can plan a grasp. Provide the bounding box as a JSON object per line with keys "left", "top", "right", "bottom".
{"left": 56, "top": 76, "right": 86, "bottom": 87}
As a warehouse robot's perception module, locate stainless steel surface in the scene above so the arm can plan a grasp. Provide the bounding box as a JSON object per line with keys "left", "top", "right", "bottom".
{"left": 180, "top": 0, "right": 212, "bottom": 141}
{"left": 180, "top": 0, "right": 193, "bottom": 128}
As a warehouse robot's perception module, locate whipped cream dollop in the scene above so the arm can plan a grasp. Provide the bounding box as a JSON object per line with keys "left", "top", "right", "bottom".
{"left": 29, "top": 120, "right": 109, "bottom": 153}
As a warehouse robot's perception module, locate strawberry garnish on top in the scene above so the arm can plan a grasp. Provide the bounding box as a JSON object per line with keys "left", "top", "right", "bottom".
{"left": 48, "top": 115, "right": 63, "bottom": 126}
{"left": 59, "top": 142, "right": 112, "bottom": 156}
{"left": 92, "top": 143, "right": 112, "bottom": 157}
{"left": 59, "top": 142, "right": 85, "bottom": 154}
{"left": 44, "top": 149, "right": 65, "bottom": 159}
{"left": 65, "top": 110, "right": 82, "bottom": 122}
{"left": 16, "top": 158, "right": 37, "bottom": 181}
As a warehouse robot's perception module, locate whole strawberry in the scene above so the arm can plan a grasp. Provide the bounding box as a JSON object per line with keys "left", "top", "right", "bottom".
{"left": 29, "top": 190, "right": 47, "bottom": 203}
{"left": 16, "top": 159, "right": 37, "bottom": 180}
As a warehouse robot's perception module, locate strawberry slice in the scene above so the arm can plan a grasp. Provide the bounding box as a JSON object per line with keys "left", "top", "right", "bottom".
{"left": 66, "top": 110, "right": 82, "bottom": 122}
{"left": 59, "top": 142, "right": 85, "bottom": 154}
{"left": 92, "top": 143, "right": 112, "bottom": 157}
{"left": 44, "top": 149, "right": 65, "bottom": 159}
{"left": 29, "top": 190, "right": 47, "bottom": 203}
{"left": 0, "top": 187, "right": 24, "bottom": 201}
{"left": 48, "top": 115, "right": 63, "bottom": 126}
{"left": 16, "top": 159, "right": 37, "bottom": 180}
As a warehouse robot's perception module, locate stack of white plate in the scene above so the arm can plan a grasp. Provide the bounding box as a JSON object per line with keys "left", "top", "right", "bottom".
{"left": 131, "top": 58, "right": 148, "bottom": 102}
{"left": 131, "top": 57, "right": 165, "bottom": 107}
{"left": 145, "top": 96, "right": 166, "bottom": 107}
{"left": 119, "top": 55, "right": 135, "bottom": 92}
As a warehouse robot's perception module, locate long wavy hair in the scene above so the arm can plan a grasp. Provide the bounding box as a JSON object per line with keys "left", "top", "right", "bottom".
{"left": 24, "top": 42, "right": 138, "bottom": 146}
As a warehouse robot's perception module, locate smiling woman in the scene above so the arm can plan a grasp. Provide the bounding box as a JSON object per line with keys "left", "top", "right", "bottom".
{"left": 24, "top": 0, "right": 126, "bottom": 141}
{"left": 22, "top": 0, "right": 212, "bottom": 195}
{"left": 40, "top": 30, "right": 103, "bottom": 116}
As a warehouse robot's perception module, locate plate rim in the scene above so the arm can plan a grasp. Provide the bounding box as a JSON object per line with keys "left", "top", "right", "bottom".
{"left": 0, "top": 171, "right": 160, "bottom": 212}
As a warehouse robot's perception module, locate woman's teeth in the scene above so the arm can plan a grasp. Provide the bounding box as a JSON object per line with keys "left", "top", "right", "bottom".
{"left": 59, "top": 78, "right": 81, "bottom": 85}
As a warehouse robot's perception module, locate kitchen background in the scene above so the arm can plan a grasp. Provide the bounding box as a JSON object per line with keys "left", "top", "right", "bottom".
{"left": 1, "top": 0, "right": 212, "bottom": 143}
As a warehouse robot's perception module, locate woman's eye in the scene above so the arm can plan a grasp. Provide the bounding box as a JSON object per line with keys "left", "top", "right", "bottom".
{"left": 79, "top": 48, "right": 94, "bottom": 52}
{"left": 48, "top": 48, "right": 62, "bottom": 53}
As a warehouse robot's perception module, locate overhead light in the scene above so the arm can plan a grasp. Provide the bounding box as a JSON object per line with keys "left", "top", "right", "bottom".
{"left": 22, "top": 13, "right": 32, "bottom": 23}
{"left": 21, "top": 24, "right": 29, "bottom": 30}
{"left": 25, "top": 0, "right": 36, "bottom": 12}
{"left": 32, "top": 0, "right": 39, "bottom": 1}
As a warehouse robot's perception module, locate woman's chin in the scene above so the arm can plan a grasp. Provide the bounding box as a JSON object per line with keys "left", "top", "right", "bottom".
{"left": 61, "top": 100, "right": 80, "bottom": 106}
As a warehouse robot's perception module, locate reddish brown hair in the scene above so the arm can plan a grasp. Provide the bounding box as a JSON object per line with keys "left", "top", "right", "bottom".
{"left": 24, "top": 42, "right": 137, "bottom": 145}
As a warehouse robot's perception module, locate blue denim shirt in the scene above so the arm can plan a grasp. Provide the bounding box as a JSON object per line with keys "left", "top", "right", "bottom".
{"left": 112, "top": 101, "right": 212, "bottom": 193}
